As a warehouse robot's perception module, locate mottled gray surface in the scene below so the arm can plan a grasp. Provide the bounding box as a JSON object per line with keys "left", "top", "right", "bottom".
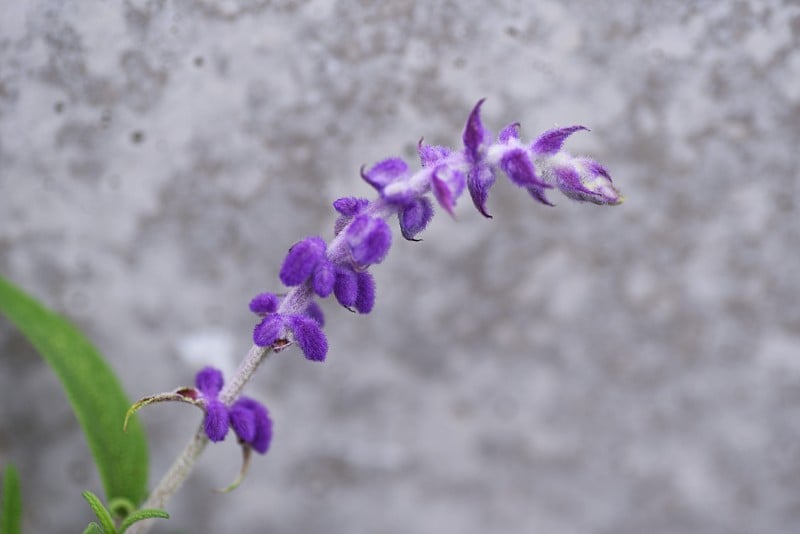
{"left": 1, "top": 0, "right": 799, "bottom": 532}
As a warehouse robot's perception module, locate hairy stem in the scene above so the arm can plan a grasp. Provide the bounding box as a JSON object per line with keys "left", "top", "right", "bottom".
{"left": 129, "top": 344, "right": 270, "bottom": 533}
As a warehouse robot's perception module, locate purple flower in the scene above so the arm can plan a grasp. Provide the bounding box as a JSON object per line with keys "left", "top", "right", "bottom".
{"left": 229, "top": 397, "right": 273, "bottom": 454}
{"left": 345, "top": 215, "right": 392, "bottom": 267}
{"left": 462, "top": 99, "right": 497, "bottom": 217}
{"left": 498, "top": 147, "right": 553, "bottom": 206}
{"left": 194, "top": 367, "right": 275, "bottom": 454}
{"left": 398, "top": 197, "right": 434, "bottom": 241}
{"left": 249, "top": 99, "right": 621, "bottom": 377}
{"left": 287, "top": 314, "right": 328, "bottom": 362}
{"left": 361, "top": 158, "right": 409, "bottom": 192}
{"left": 196, "top": 367, "right": 229, "bottom": 442}
{"left": 250, "top": 296, "right": 329, "bottom": 361}
{"left": 333, "top": 267, "right": 375, "bottom": 314}
{"left": 279, "top": 237, "right": 336, "bottom": 297}
{"left": 333, "top": 197, "right": 370, "bottom": 235}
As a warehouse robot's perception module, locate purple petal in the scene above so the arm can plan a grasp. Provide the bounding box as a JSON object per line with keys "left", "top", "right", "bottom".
{"left": 312, "top": 261, "right": 335, "bottom": 298}
{"left": 333, "top": 196, "right": 370, "bottom": 216}
{"left": 531, "top": 125, "right": 589, "bottom": 155}
{"left": 333, "top": 197, "right": 370, "bottom": 235}
{"left": 288, "top": 315, "right": 328, "bottom": 362}
{"left": 250, "top": 405, "right": 272, "bottom": 454}
{"left": 500, "top": 148, "right": 549, "bottom": 189}
{"left": 355, "top": 271, "right": 376, "bottom": 314}
{"left": 279, "top": 237, "right": 327, "bottom": 286}
{"left": 229, "top": 399, "right": 256, "bottom": 443}
{"left": 498, "top": 122, "right": 520, "bottom": 144}
{"left": 235, "top": 397, "right": 273, "bottom": 454}
{"left": 431, "top": 164, "right": 466, "bottom": 217}
{"left": 195, "top": 366, "right": 224, "bottom": 398}
{"left": 249, "top": 292, "right": 280, "bottom": 315}
{"left": 305, "top": 301, "right": 325, "bottom": 327}
{"left": 346, "top": 215, "right": 392, "bottom": 267}
{"left": 466, "top": 163, "right": 496, "bottom": 218}
{"left": 398, "top": 197, "right": 434, "bottom": 241}
{"left": 253, "top": 313, "right": 285, "bottom": 347}
{"left": 334, "top": 267, "right": 358, "bottom": 309}
{"left": 463, "top": 98, "right": 489, "bottom": 162}
{"left": 361, "top": 158, "right": 409, "bottom": 191}
{"left": 204, "top": 400, "right": 229, "bottom": 442}
{"left": 418, "top": 139, "right": 452, "bottom": 168}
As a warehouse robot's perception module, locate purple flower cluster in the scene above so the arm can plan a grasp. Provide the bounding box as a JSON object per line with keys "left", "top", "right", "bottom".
{"left": 250, "top": 99, "right": 622, "bottom": 362}
{"left": 196, "top": 367, "right": 272, "bottom": 454}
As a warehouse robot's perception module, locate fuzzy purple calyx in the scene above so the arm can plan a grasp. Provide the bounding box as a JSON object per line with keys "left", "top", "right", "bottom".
{"left": 196, "top": 366, "right": 224, "bottom": 397}
{"left": 463, "top": 98, "right": 489, "bottom": 163}
{"left": 531, "top": 125, "right": 589, "bottom": 155}
{"left": 230, "top": 397, "right": 272, "bottom": 454}
{"left": 361, "top": 158, "right": 409, "bottom": 192}
{"left": 466, "top": 163, "right": 496, "bottom": 218}
{"left": 287, "top": 314, "right": 328, "bottom": 362}
{"left": 354, "top": 271, "right": 376, "bottom": 314}
{"left": 249, "top": 292, "right": 280, "bottom": 315}
{"left": 398, "top": 197, "right": 434, "bottom": 241}
{"left": 204, "top": 400, "right": 230, "bottom": 442}
{"left": 279, "top": 237, "right": 327, "bottom": 287}
{"left": 345, "top": 215, "right": 392, "bottom": 267}
{"left": 253, "top": 313, "right": 285, "bottom": 347}
{"left": 333, "top": 197, "right": 370, "bottom": 235}
{"left": 195, "top": 366, "right": 230, "bottom": 442}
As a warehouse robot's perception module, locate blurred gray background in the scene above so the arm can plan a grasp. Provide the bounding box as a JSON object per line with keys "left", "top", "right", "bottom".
{"left": 1, "top": 0, "right": 799, "bottom": 532}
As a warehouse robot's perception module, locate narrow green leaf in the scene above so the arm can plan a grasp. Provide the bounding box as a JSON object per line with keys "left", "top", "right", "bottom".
{"left": 1, "top": 465, "right": 22, "bottom": 534}
{"left": 83, "top": 522, "right": 105, "bottom": 534}
{"left": 0, "top": 275, "right": 149, "bottom": 504}
{"left": 118, "top": 509, "right": 170, "bottom": 534}
{"left": 107, "top": 497, "right": 135, "bottom": 521}
{"left": 81, "top": 491, "right": 116, "bottom": 534}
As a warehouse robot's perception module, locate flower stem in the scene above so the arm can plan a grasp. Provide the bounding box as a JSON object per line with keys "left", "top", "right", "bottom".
{"left": 129, "top": 344, "right": 270, "bottom": 533}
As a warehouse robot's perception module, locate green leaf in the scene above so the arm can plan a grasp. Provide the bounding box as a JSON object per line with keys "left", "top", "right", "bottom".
{"left": 1, "top": 465, "right": 22, "bottom": 534}
{"left": 0, "top": 275, "right": 149, "bottom": 504}
{"left": 83, "top": 522, "right": 106, "bottom": 534}
{"left": 118, "top": 509, "right": 170, "bottom": 534}
{"left": 82, "top": 491, "right": 116, "bottom": 534}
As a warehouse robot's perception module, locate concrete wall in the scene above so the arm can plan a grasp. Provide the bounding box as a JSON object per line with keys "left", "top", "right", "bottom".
{"left": 1, "top": 1, "right": 799, "bottom": 532}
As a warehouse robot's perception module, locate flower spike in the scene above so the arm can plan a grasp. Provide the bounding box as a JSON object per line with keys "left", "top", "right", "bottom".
{"left": 228, "top": 99, "right": 622, "bottom": 477}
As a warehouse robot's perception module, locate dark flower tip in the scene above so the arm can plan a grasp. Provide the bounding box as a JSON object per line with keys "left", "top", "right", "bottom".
{"left": 463, "top": 98, "right": 489, "bottom": 162}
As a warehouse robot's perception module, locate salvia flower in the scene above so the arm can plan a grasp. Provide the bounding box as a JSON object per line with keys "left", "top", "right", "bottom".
{"left": 127, "top": 366, "right": 273, "bottom": 455}
{"left": 229, "top": 396, "right": 272, "bottom": 454}
{"left": 196, "top": 366, "right": 230, "bottom": 442}
{"left": 250, "top": 292, "right": 328, "bottom": 361}
{"left": 249, "top": 99, "right": 622, "bottom": 372}
{"left": 279, "top": 237, "right": 336, "bottom": 297}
